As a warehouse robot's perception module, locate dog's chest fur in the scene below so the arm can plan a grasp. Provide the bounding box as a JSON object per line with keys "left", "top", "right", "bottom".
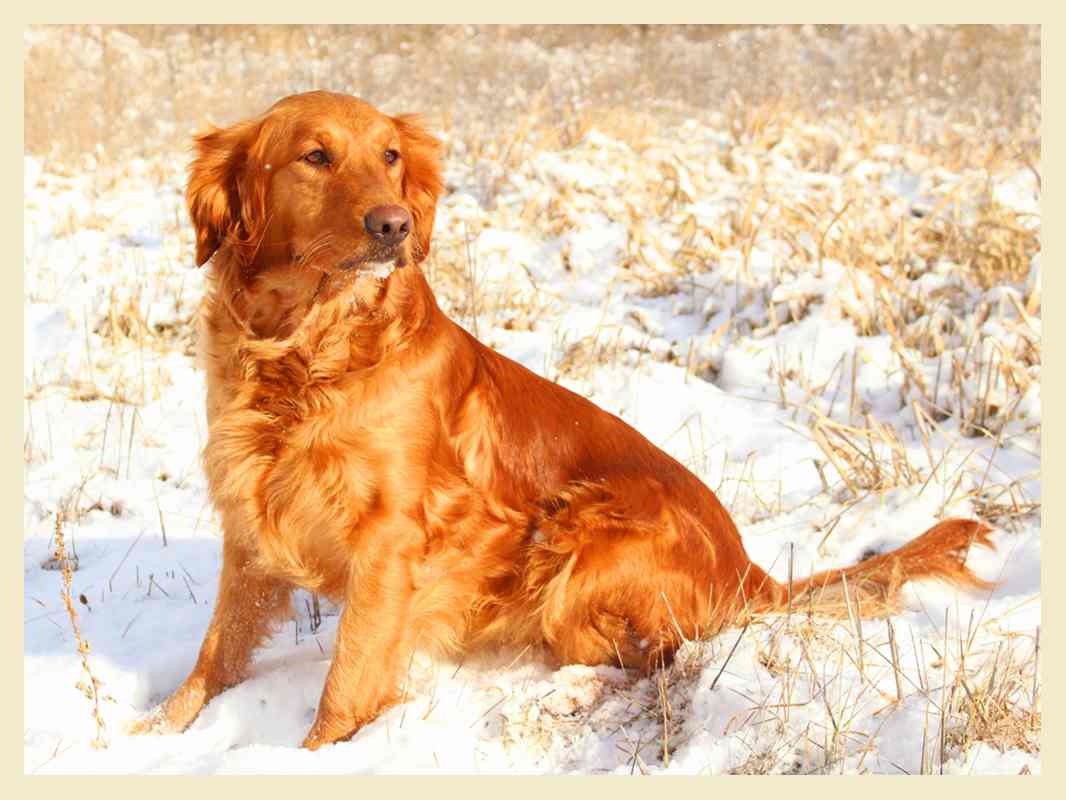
{"left": 201, "top": 301, "right": 414, "bottom": 595}
{"left": 198, "top": 278, "right": 535, "bottom": 620}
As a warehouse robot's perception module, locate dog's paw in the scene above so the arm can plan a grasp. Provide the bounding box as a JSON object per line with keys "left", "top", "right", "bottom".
{"left": 125, "top": 706, "right": 185, "bottom": 737}
{"left": 301, "top": 716, "right": 361, "bottom": 750}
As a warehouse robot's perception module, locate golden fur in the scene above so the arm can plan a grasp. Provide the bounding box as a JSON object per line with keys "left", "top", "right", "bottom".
{"left": 129, "top": 91, "right": 996, "bottom": 749}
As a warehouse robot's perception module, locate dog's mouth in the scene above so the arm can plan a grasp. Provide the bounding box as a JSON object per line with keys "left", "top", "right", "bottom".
{"left": 337, "top": 250, "right": 409, "bottom": 279}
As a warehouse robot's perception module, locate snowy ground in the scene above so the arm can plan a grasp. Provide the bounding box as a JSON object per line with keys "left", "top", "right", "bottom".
{"left": 24, "top": 25, "right": 1040, "bottom": 774}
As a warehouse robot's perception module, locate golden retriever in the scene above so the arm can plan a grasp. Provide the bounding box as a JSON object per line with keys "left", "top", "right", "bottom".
{"left": 130, "top": 91, "right": 994, "bottom": 749}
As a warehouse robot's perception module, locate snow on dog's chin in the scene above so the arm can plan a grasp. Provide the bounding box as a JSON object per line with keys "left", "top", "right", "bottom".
{"left": 359, "top": 260, "right": 399, "bottom": 281}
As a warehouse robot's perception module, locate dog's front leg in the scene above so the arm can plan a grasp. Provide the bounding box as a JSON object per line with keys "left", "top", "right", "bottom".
{"left": 128, "top": 533, "right": 292, "bottom": 736}
{"left": 301, "top": 524, "right": 420, "bottom": 750}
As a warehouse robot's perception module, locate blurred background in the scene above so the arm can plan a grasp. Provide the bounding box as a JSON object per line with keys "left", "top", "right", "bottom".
{"left": 26, "top": 25, "right": 1039, "bottom": 171}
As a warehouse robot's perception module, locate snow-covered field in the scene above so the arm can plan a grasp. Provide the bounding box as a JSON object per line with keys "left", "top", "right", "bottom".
{"left": 24, "top": 25, "right": 1041, "bottom": 774}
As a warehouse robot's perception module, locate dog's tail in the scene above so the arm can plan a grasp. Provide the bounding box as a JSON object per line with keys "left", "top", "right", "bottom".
{"left": 761, "top": 518, "right": 996, "bottom": 619}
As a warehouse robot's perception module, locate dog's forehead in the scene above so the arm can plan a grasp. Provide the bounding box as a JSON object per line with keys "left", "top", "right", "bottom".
{"left": 272, "top": 91, "right": 395, "bottom": 140}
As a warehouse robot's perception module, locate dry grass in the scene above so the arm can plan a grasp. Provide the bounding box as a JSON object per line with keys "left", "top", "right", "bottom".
{"left": 810, "top": 413, "right": 924, "bottom": 498}
{"left": 625, "top": 606, "right": 1042, "bottom": 774}
{"left": 53, "top": 512, "right": 109, "bottom": 750}
{"left": 943, "top": 633, "right": 1041, "bottom": 757}
{"left": 26, "top": 25, "right": 1038, "bottom": 168}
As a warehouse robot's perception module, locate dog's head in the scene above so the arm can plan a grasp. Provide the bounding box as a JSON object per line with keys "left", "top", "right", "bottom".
{"left": 187, "top": 91, "right": 444, "bottom": 278}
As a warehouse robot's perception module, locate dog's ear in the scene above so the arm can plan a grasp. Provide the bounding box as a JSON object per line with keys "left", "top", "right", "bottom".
{"left": 186, "top": 116, "right": 275, "bottom": 267}
{"left": 393, "top": 115, "right": 444, "bottom": 264}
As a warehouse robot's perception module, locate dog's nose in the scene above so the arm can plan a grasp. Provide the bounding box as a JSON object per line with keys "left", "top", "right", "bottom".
{"left": 364, "top": 205, "right": 411, "bottom": 247}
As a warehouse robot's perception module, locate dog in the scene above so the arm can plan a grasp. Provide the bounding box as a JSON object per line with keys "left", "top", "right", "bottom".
{"left": 129, "top": 91, "right": 994, "bottom": 749}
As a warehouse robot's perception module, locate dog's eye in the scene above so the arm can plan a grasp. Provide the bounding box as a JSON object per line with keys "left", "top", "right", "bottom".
{"left": 304, "top": 149, "right": 330, "bottom": 166}
{"left": 384, "top": 149, "right": 400, "bottom": 165}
